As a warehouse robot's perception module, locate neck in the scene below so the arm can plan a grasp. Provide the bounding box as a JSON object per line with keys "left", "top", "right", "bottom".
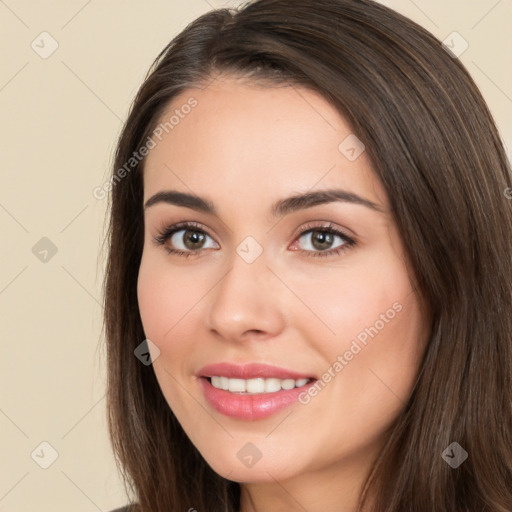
{"left": 238, "top": 454, "right": 376, "bottom": 512}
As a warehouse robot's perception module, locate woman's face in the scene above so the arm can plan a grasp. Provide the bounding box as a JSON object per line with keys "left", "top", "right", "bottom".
{"left": 137, "top": 76, "right": 427, "bottom": 493}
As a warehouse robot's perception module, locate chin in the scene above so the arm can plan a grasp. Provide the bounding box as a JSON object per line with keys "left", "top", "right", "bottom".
{"left": 214, "top": 464, "right": 293, "bottom": 484}
{"left": 201, "top": 447, "right": 300, "bottom": 483}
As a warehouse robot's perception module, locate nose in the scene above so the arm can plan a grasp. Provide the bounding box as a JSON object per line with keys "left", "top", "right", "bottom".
{"left": 206, "top": 248, "right": 287, "bottom": 343}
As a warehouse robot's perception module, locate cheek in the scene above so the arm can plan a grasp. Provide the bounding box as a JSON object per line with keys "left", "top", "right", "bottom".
{"left": 137, "top": 255, "right": 201, "bottom": 341}
{"left": 304, "top": 244, "right": 426, "bottom": 413}
{"left": 137, "top": 261, "right": 170, "bottom": 339}
{"left": 136, "top": 257, "right": 199, "bottom": 411}
{"left": 309, "top": 253, "right": 413, "bottom": 343}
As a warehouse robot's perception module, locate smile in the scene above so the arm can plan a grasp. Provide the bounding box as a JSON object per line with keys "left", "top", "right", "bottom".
{"left": 209, "top": 376, "right": 312, "bottom": 394}
{"left": 197, "top": 362, "right": 318, "bottom": 420}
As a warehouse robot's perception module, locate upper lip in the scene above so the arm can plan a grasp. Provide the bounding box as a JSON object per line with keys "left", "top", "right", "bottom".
{"left": 198, "top": 362, "right": 316, "bottom": 380}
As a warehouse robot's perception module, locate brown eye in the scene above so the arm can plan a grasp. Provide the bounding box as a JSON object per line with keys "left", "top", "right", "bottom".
{"left": 289, "top": 222, "right": 357, "bottom": 259}
{"left": 177, "top": 230, "right": 207, "bottom": 250}
{"left": 296, "top": 228, "right": 349, "bottom": 253}
{"left": 309, "top": 230, "right": 336, "bottom": 251}
{"left": 167, "top": 228, "right": 217, "bottom": 252}
{"left": 154, "top": 222, "right": 219, "bottom": 256}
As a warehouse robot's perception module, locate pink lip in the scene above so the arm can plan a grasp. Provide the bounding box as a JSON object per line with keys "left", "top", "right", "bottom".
{"left": 199, "top": 377, "right": 316, "bottom": 420}
{"left": 197, "top": 362, "right": 315, "bottom": 380}
{"left": 197, "top": 362, "right": 317, "bottom": 420}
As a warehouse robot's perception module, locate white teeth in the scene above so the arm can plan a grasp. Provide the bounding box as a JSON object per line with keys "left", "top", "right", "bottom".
{"left": 209, "top": 376, "right": 312, "bottom": 394}
{"left": 246, "top": 378, "right": 265, "bottom": 394}
{"left": 229, "top": 378, "right": 246, "bottom": 392}
{"left": 265, "top": 378, "right": 281, "bottom": 393}
{"left": 220, "top": 376, "right": 230, "bottom": 390}
{"left": 281, "top": 379, "right": 295, "bottom": 390}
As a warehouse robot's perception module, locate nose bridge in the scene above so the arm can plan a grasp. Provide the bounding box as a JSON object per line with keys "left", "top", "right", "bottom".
{"left": 206, "top": 244, "right": 285, "bottom": 339}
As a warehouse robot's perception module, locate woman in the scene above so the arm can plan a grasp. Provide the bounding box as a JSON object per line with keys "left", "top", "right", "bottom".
{"left": 103, "top": 0, "right": 512, "bottom": 510}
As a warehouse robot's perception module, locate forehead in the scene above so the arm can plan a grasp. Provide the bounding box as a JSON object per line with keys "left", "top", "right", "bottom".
{"left": 142, "top": 77, "right": 388, "bottom": 213}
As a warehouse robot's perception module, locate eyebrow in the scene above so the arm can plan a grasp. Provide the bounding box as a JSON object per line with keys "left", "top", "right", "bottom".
{"left": 143, "top": 188, "right": 385, "bottom": 216}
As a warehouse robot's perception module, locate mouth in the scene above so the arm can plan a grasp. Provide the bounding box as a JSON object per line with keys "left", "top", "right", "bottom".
{"left": 204, "top": 376, "right": 315, "bottom": 394}
{"left": 197, "top": 362, "right": 318, "bottom": 420}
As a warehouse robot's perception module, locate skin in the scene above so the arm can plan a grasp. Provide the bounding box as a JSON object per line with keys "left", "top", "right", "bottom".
{"left": 137, "top": 75, "right": 428, "bottom": 512}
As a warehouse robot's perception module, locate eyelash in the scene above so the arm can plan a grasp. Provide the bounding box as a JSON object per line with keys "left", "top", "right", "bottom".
{"left": 152, "top": 221, "right": 356, "bottom": 259}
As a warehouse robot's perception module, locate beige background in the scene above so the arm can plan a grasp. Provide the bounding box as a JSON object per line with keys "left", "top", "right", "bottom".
{"left": 0, "top": 1, "right": 510, "bottom": 511}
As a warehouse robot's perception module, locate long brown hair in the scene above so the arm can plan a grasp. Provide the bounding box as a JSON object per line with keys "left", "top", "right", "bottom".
{"left": 102, "top": 0, "right": 512, "bottom": 510}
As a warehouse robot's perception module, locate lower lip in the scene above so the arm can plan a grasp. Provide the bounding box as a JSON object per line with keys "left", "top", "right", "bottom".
{"left": 199, "top": 377, "right": 316, "bottom": 420}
